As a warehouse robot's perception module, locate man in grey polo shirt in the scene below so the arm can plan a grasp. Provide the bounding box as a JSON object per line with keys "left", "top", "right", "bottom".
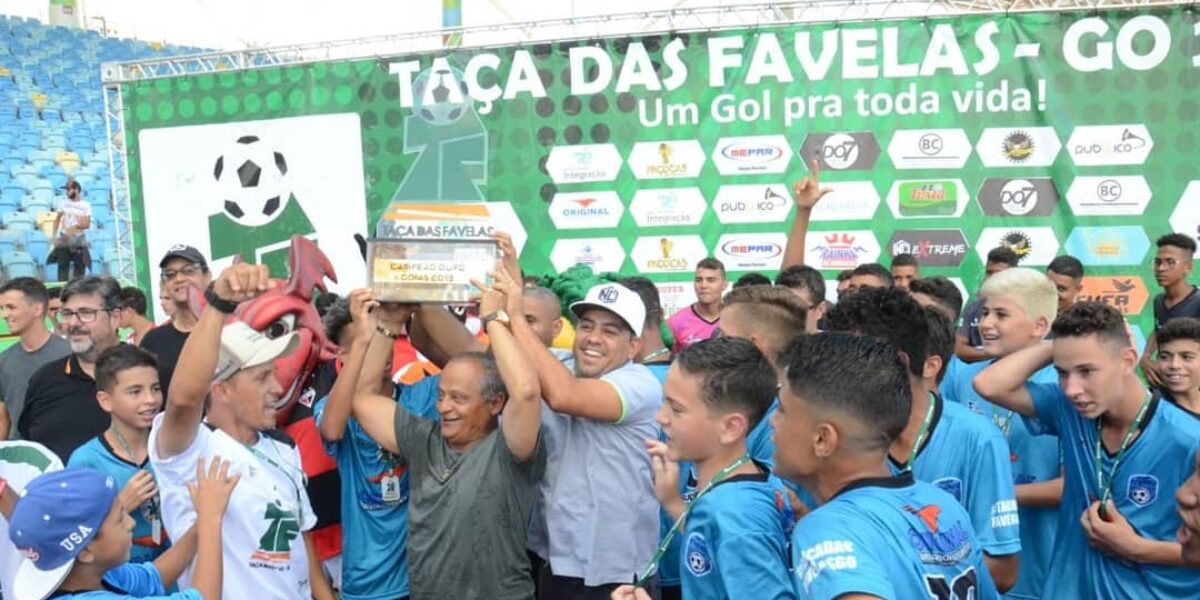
{"left": 513, "top": 281, "right": 663, "bottom": 599}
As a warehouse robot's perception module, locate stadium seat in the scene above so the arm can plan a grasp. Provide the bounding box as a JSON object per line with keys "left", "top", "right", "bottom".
{"left": 3, "top": 211, "right": 35, "bottom": 231}
{"left": 3, "top": 250, "right": 37, "bottom": 278}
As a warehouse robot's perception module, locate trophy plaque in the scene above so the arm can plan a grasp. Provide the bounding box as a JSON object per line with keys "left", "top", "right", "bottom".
{"left": 367, "top": 238, "right": 497, "bottom": 303}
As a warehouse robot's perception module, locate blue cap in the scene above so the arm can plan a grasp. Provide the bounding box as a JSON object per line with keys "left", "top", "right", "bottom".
{"left": 8, "top": 469, "right": 118, "bottom": 600}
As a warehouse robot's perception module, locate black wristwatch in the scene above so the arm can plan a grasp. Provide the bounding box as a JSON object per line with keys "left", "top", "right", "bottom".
{"left": 204, "top": 283, "right": 240, "bottom": 314}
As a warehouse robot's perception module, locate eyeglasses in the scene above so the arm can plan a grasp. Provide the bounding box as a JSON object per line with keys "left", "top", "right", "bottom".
{"left": 56, "top": 308, "right": 114, "bottom": 323}
{"left": 1154, "top": 258, "right": 1181, "bottom": 269}
{"left": 161, "top": 264, "right": 204, "bottom": 280}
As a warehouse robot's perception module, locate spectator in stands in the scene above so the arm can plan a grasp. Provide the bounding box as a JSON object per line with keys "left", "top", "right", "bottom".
{"left": 117, "top": 287, "right": 155, "bottom": 345}
{"left": 835, "top": 269, "right": 853, "bottom": 299}
{"left": 733, "top": 272, "right": 771, "bottom": 289}
{"left": 50, "top": 179, "right": 91, "bottom": 282}
{"left": 775, "top": 265, "right": 827, "bottom": 333}
{"left": 846, "top": 263, "right": 894, "bottom": 294}
{"left": 18, "top": 276, "right": 123, "bottom": 460}
{"left": 667, "top": 258, "right": 725, "bottom": 352}
{"left": 1141, "top": 233, "right": 1200, "bottom": 389}
{"left": 0, "top": 278, "right": 70, "bottom": 440}
{"left": 1046, "top": 255, "right": 1085, "bottom": 315}
{"left": 140, "top": 245, "right": 211, "bottom": 399}
{"left": 908, "top": 277, "right": 965, "bottom": 323}
{"left": 46, "top": 286, "right": 65, "bottom": 336}
{"left": 956, "top": 247, "right": 1020, "bottom": 364}
{"left": 157, "top": 286, "right": 174, "bottom": 322}
{"left": 890, "top": 253, "right": 920, "bottom": 290}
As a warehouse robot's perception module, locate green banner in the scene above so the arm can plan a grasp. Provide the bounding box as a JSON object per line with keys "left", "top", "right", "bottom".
{"left": 122, "top": 7, "right": 1200, "bottom": 341}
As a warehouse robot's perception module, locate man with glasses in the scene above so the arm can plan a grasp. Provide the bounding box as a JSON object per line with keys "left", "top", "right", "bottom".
{"left": 141, "top": 245, "right": 212, "bottom": 399}
{"left": 1140, "top": 233, "right": 1200, "bottom": 388}
{"left": 18, "top": 276, "right": 124, "bottom": 460}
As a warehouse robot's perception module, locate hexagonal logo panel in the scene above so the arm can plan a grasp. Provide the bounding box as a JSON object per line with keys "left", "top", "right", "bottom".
{"left": 798, "top": 132, "right": 881, "bottom": 171}
{"left": 975, "top": 127, "right": 1061, "bottom": 168}
{"left": 887, "top": 129, "right": 972, "bottom": 170}
{"left": 548, "top": 191, "right": 624, "bottom": 230}
{"left": 1066, "top": 176, "right": 1152, "bottom": 217}
{"left": 545, "top": 144, "right": 622, "bottom": 184}
{"left": 629, "top": 187, "right": 707, "bottom": 228}
{"left": 627, "top": 140, "right": 706, "bottom": 180}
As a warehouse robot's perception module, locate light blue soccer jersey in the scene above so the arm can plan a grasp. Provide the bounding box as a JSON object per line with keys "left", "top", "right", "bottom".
{"left": 1026, "top": 383, "right": 1200, "bottom": 599}
{"left": 313, "top": 375, "right": 440, "bottom": 600}
{"left": 944, "top": 361, "right": 1060, "bottom": 600}
{"left": 60, "top": 562, "right": 202, "bottom": 599}
{"left": 680, "top": 470, "right": 795, "bottom": 600}
{"left": 790, "top": 473, "right": 999, "bottom": 600}
{"left": 68, "top": 436, "right": 168, "bottom": 565}
{"left": 888, "top": 395, "right": 1022, "bottom": 559}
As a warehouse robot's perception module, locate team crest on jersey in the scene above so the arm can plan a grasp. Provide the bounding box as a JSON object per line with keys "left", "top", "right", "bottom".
{"left": 1127, "top": 474, "right": 1159, "bottom": 507}
{"left": 299, "top": 387, "right": 317, "bottom": 408}
{"left": 933, "top": 477, "right": 963, "bottom": 501}
{"left": 685, "top": 532, "right": 713, "bottom": 577}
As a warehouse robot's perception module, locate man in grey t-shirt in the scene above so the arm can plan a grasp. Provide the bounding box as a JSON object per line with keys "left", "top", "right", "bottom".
{"left": 350, "top": 272, "right": 545, "bottom": 600}
{"left": 0, "top": 278, "right": 71, "bottom": 439}
{"left": 514, "top": 282, "right": 664, "bottom": 598}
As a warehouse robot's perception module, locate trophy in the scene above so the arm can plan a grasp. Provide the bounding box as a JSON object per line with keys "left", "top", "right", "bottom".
{"left": 367, "top": 203, "right": 501, "bottom": 303}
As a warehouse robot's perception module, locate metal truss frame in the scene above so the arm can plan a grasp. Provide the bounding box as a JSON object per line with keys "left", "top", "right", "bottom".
{"left": 102, "top": 0, "right": 1198, "bottom": 283}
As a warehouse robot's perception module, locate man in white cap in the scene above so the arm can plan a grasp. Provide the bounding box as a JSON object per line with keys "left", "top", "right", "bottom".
{"left": 149, "top": 263, "right": 334, "bottom": 600}
{"left": 513, "top": 281, "right": 664, "bottom": 599}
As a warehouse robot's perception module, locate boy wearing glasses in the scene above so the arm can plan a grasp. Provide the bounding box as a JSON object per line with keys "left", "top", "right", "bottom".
{"left": 19, "top": 276, "right": 124, "bottom": 460}
{"left": 1140, "top": 233, "right": 1200, "bottom": 389}
{"left": 141, "top": 246, "right": 212, "bottom": 399}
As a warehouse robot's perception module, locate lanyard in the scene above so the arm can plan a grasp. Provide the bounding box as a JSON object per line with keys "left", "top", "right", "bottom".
{"left": 1093, "top": 392, "right": 1152, "bottom": 507}
{"left": 243, "top": 436, "right": 308, "bottom": 519}
{"left": 109, "top": 426, "right": 162, "bottom": 543}
{"left": 901, "top": 394, "right": 937, "bottom": 472}
{"left": 634, "top": 453, "right": 751, "bottom": 588}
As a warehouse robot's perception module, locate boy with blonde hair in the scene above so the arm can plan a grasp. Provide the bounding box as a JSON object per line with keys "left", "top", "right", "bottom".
{"left": 943, "top": 267, "right": 1060, "bottom": 600}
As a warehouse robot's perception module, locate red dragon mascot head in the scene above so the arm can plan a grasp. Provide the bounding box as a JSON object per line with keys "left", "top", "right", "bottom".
{"left": 232, "top": 235, "right": 338, "bottom": 426}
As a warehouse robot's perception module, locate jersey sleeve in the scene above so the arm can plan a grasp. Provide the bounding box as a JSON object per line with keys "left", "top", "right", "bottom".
{"left": 65, "top": 440, "right": 100, "bottom": 469}
{"left": 791, "top": 513, "right": 894, "bottom": 600}
{"left": 1024, "top": 382, "right": 1066, "bottom": 436}
{"left": 602, "top": 364, "right": 661, "bottom": 425}
{"left": 148, "top": 415, "right": 210, "bottom": 536}
{"left": 312, "top": 396, "right": 339, "bottom": 456}
{"left": 101, "top": 562, "right": 202, "bottom": 599}
{"left": 963, "top": 431, "right": 1021, "bottom": 557}
{"left": 398, "top": 375, "right": 441, "bottom": 419}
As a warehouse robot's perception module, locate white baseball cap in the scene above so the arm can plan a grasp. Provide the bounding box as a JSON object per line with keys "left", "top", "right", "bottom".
{"left": 214, "top": 321, "right": 300, "bottom": 381}
{"left": 570, "top": 282, "right": 646, "bottom": 334}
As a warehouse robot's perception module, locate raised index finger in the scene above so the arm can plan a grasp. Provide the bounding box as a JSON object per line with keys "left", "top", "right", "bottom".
{"left": 810, "top": 157, "right": 821, "bottom": 182}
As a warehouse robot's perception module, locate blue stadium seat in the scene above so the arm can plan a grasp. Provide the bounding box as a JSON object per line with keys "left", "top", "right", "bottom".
{"left": 3, "top": 211, "right": 35, "bottom": 231}
{"left": 23, "top": 234, "right": 48, "bottom": 263}
{"left": 43, "top": 261, "right": 58, "bottom": 281}
{"left": 3, "top": 250, "right": 38, "bottom": 278}
{"left": 1, "top": 185, "right": 23, "bottom": 205}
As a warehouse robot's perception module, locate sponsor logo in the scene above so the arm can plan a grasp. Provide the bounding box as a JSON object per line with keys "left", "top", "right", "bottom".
{"left": 549, "top": 238, "right": 625, "bottom": 273}
{"left": 887, "top": 129, "right": 972, "bottom": 170}
{"left": 629, "top": 187, "right": 706, "bottom": 227}
{"left": 976, "top": 127, "right": 1061, "bottom": 168}
{"left": 977, "top": 178, "right": 1060, "bottom": 217}
{"left": 685, "top": 532, "right": 713, "bottom": 576}
{"left": 1064, "top": 226, "right": 1150, "bottom": 266}
{"left": 805, "top": 231, "right": 881, "bottom": 270}
{"left": 251, "top": 503, "right": 301, "bottom": 566}
{"left": 627, "top": 140, "right": 705, "bottom": 180}
{"left": 1066, "top": 176, "right": 1152, "bottom": 216}
{"left": 1078, "top": 276, "right": 1149, "bottom": 314}
{"left": 545, "top": 144, "right": 622, "bottom": 184}
{"left": 1127, "top": 474, "right": 1159, "bottom": 507}
{"left": 810, "top": 181, "right": 881, "bottom": 221}
{"left": 1170, "top": 182, "right": 1200, "bottom": 248}
{"left": 713, "top": 184, "right": 793, "bottom": 224}
{"left": 798, "top": 540, "right": 859, "bottom": 592}
{"left": 934, "top": 478, "right": 963, "bottom": 501}
{"left": 903, "top": 504, "right": 972, "bottom": 566}
{"left": 655, "top": 281, "right": 698, "bottom": 317}
{"left": 799, "top": 132, "right": 881, "bottom": 171}
{"left": 975, "top": 227, "right": 1060, "bottom": 267}
{"left": 548, "top": 191, "right": 624, "bottom": 229}
{"left": 888, "top": 230, "right": 968, "bottom": 267}
{"left": 711, "top": 135, "right": 791, "bottom": 175}
{"left": 715, "top": 233, "right": 787, "bottom": 271}
{"left": 991, "top": 499, "right": 1020, "bottom": 528}
{"left": 1067, "top": 125, "right": 1154, "bottom": 166}
{"left": 631, "top": 235, "right": 707, "bottom": 273}
{"left": 888, "top": 179, "right": 967, "bottom": 218}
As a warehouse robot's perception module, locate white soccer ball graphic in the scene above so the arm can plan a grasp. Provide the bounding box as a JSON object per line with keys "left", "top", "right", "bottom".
{"left": 412, "top": 67, "right": 469, "bottom": 126}
{"left": 213, "top": 135, "right": 290, "bottom": 227}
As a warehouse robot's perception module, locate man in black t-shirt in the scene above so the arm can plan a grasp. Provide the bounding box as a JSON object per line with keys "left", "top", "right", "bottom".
{"left": 1141, "top": 233, "right": 1200, "bottom": 387}
{"left": 139, "top": 245, "right": 211, "bottom": 398}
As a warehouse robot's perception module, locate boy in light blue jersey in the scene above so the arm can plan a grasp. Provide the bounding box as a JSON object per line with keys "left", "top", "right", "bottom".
{"left": 941, "top": 268, "right": 1063, "bottom": 599}
{"left": 68, "top": 345, "right": 170, "bottom": 566}
{"left": 771, "top": 332, "right": 998, "bottom": 600}
{"left": 314, "top": 291, "right": 425, "bottom": 600}
{"left": 976, "top": 302, "right": 1200, "bottom": 599}
{"left": 824, "top": 287, "right": 1021, "bottom": 592}
{"left": 613, "top": 337, "right": 794, "bottom": 600}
